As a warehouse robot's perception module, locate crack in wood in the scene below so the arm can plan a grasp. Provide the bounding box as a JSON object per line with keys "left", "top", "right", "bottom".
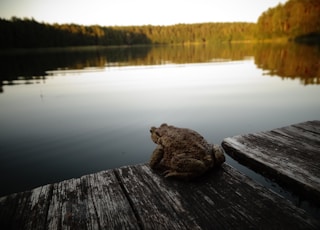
{"left": 44, "top": 184, "right": 54, "bottom": 229}
{"left": 113, "top": 169, "right": 144, "bottom": 230}
{"left": 88, "top": 183, "right": 102, "bottom": 230}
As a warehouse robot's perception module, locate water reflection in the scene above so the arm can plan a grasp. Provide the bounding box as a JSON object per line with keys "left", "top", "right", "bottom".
{"left": 254, "top": 43, "right": 320, "bottom": 85}
{"left": 0, "top": 43, "right": 319, "bottom": 93}
{"left": 0, "top": 46, "right": 150, "bottom": 81}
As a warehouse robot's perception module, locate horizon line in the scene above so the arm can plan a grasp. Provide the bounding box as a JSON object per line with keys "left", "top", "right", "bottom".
{"left": 1, "top": 15, "right": 258, "bottom": 27}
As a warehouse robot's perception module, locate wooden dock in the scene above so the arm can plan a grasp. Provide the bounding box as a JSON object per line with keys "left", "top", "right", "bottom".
{"left": 0, "top": 164, "right": 319, "bottom": 229}
{"left": 222, "top": 120, "right": 320, "bottom": 203}
{"left": 1, "top": 120, "right": 320, "bottom": 229}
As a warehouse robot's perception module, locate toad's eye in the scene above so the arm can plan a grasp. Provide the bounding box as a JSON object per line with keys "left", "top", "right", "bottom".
{"left": 150, "top": 127, "right": 156, "bottom": 133}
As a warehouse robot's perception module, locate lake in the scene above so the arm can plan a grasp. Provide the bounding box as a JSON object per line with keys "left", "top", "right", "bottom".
{"left": 0, "top": 43, "right": 319, "bottom": 199}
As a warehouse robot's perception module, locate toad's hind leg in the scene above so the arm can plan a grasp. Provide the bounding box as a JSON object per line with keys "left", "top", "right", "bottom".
{"left": 165, "top": 158, "right": 207, "bottom": 180}
{"left": 164, "top": 171, "right": 198, "bottom": 180}
{"left": 149, "top": 146, "right": 164, "bottom": 169}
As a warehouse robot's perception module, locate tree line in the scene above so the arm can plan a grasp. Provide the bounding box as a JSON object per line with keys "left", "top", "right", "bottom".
{"left": 0, "top": 17, "right": 152, "bottom": 48}
{"left": 0, "top": 17, "right": 256, "bottom": 48}
{"left": 0, "top": 0, "right": 319, "bottom": 49}
{"left": 257, "top": 0, "right": 320, "bottom": 40}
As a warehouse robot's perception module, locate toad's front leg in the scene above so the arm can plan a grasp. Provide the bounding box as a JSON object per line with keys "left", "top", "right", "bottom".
{"left": 212, "top": 144, "right": 226, "bottom": 166}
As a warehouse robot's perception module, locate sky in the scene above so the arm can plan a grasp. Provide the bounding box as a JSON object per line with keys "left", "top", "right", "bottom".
{"left": 0, "top": 0, "right": 288, "bottom": 26}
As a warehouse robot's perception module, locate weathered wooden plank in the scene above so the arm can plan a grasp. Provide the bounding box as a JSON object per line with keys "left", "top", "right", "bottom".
{"left": 46, "top": 169, "right": 139, "bottom": 230}
{"left": 220, "top": 165, "right": 318, "bottom": 228}
{"left": 115, "top": 164, "right": 201, "bottom": 229}
{"left": 1, "top": 163, "right": 319, "bottom": 230}
{"left": 279, "top": 123, "right": 320, "bottom": 144}
{"left": 179, "top": 164, "right": 319, "bottom": 229}
{"left": 85, "top": 170, "right": 139, "bottom": 229}
{"left": 46, "top": 177, "right": 99, "bottom": 229}
{"left": 0, "top": 184, "right": 52, "bottom": 229}
{"left": 222, "top": 120, "right": 320, "bottom": 202}
{"left": 293, "top": 120, "right": 320, "bottom": 134}
{"left": 0, "top": 170, "right": 140, "bottom": 230}
{"left": 116, "top": 164, "right": 319, "bottom": 229}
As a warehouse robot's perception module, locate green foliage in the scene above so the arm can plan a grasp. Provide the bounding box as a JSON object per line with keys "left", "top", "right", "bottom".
{"left": 257, "top": 0, "right": 320, "bottom": 39}
{"left": 0, "top": 17, "right": 255, "bottom": 48}
{"left": 117, "top": 23, "right": 256, "bottom": 44}
{"left": 2, "top": 0, "right": 319, "bottom": 49}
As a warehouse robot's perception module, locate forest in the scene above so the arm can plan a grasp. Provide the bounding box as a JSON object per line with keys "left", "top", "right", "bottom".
{"left": 0, "top": 0, "right": 319, "bottom": 48}
{"left": 0, "top": 18, "right": 255, "bottom": 48}
{"left": 257, "top": 0, "right": 320, "bottom": 40}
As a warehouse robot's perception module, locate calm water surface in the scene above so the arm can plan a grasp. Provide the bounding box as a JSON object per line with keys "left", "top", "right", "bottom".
{"left": 0, "top": 44, "right": 319, "bottom": 204}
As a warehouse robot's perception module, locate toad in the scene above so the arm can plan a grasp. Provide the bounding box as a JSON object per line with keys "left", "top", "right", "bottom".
{"left": 149, "top": 123, "right": 225, "bottom": 180}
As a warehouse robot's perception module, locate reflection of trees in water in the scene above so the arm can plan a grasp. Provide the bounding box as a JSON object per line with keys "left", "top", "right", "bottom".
{"left": 0, "top": 46, "right": 151, "bottom": 84}
{"left": 254, "top": 43, "right": 320, "bottom": 85}
{"left": 133, "top": 43, "right": 256, "bottom": 65}
{"left": 0, "top": 43, "right": 319, "bottom": 92}
{"left": 0, "top": 44, "right": 255, "bottom": 86}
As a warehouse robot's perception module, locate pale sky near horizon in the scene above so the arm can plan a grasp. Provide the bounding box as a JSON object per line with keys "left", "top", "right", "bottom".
{"left": 0, "top": 0, "right": 287, "bottom": 26}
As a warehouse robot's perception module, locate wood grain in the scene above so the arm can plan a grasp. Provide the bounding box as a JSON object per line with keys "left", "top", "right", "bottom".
{"left": 1, "top": 163, "right": 319, "bottom": 229}
{"left": 222, "top": 120, "right": 320, "bottom": 202}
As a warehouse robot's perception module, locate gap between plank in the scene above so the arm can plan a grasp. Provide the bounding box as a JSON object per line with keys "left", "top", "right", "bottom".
{"left": 44, "top": 184, "right": 54, "bottom": 229}
{"left": 113, "top": 170, "right": 144, "bottom": 230}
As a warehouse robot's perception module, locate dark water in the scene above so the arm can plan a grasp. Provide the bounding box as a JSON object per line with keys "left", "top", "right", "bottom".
{"left": 0, "top": 43, "right": 320, "bottom": 217}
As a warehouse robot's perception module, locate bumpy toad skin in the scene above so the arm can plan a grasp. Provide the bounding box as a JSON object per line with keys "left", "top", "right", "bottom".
{"left": 149, "top": 123, "right": 225, "bottom": 180}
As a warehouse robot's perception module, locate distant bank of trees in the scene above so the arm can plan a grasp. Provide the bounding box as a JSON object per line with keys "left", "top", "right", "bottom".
{"left": 0, "top": 0, "right": 319, "bottom": 49}
{"left": 0, "top": 17, "right": 152, "bottom": 48}
{"left": 257, "top": 0, "right": 320, "bottom": 40}
{"left": 0, "top": 17, "right": 255, "bottom": 48}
